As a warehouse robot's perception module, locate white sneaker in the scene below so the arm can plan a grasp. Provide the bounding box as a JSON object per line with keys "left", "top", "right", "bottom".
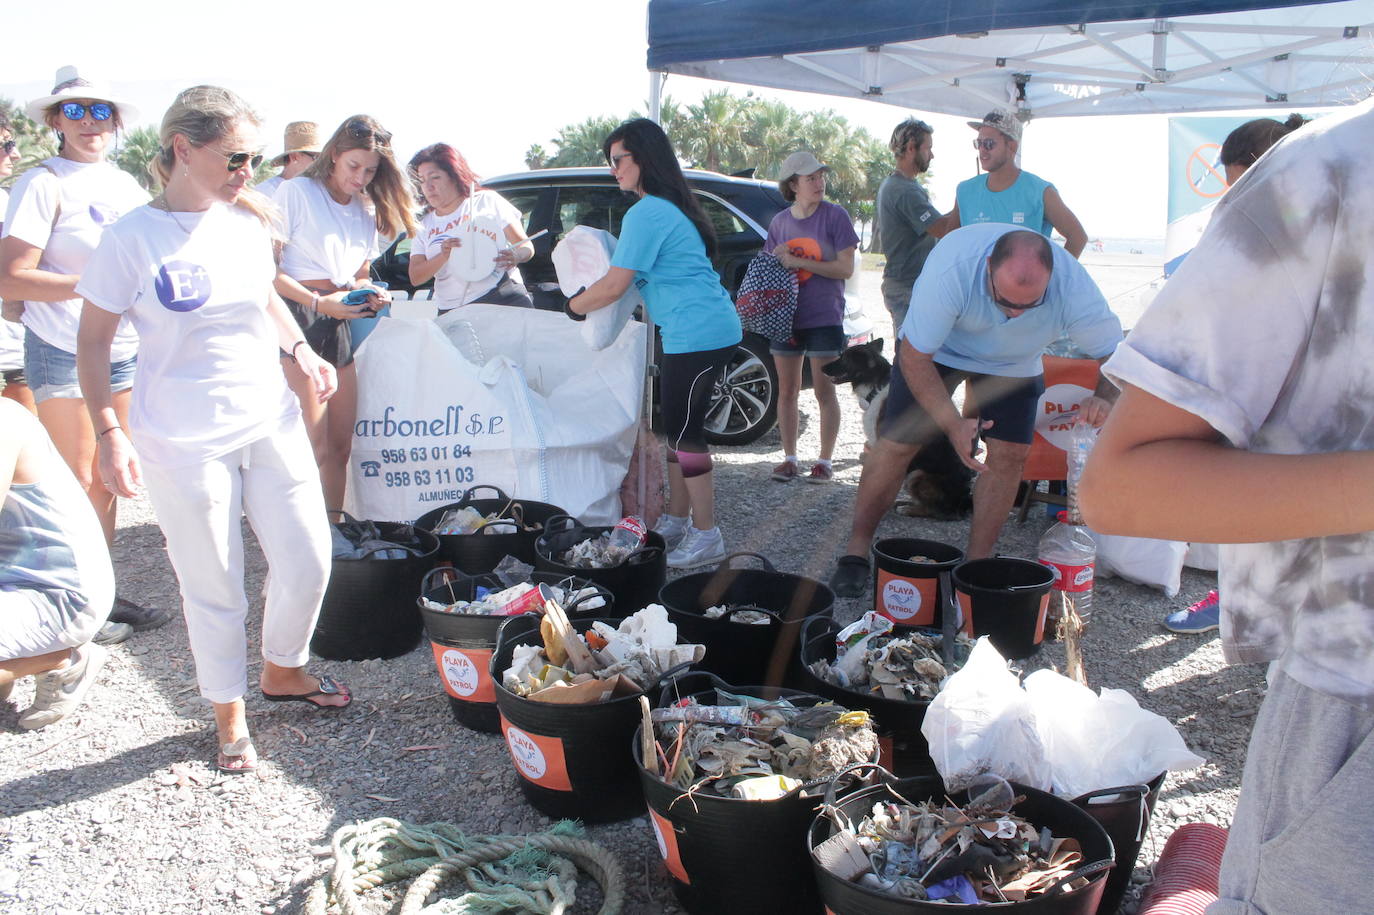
{"left": 653, "top": 513, "right": 691, "bottom": 551}
{"left": 18, "top": 643, "right": 108, "bottom": 731}
{"left": 667, "top": 526, "right": 726, "bottom": 569}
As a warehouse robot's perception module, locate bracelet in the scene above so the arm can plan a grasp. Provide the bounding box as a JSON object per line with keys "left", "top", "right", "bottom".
{"left": 98, "top": 425, "right": 121, "bottom": 438}
{"left": 309, "top": 292, "right": 320, "bottom": 312}
{"left": 290, "top": 340, "right": 309, "bottom": 362}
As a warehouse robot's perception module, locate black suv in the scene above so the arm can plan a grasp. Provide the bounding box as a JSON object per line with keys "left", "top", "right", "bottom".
{"left": 373, "top": 167, "right": 871, "bottom": 445}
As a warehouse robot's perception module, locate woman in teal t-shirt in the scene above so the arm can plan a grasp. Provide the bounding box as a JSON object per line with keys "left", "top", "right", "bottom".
{"left": 567, "top": 118, "right": 741, "bottom": 569}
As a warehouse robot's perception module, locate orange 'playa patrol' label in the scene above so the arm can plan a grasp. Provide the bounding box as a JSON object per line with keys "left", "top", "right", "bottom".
{"left": 649, "top": 809, "right": 690, "bottom": 884}
{"left": 429, "top": 643, "right": 495, "bottom": 702}
{"left": 499, "top": 716, "right": 572, "bottom": 791}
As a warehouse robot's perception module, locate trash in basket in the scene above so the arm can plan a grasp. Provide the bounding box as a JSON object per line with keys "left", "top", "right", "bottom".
{"left": 636, "top": 671, "right": 879, "bottom": 914}
{"left": 415, "top": 485, "right": 566, "bottom": 575}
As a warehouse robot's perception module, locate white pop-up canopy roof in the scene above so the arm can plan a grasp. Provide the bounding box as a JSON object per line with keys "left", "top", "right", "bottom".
{"left": 646, "top": 0, "right": 1374, "bottom": 121}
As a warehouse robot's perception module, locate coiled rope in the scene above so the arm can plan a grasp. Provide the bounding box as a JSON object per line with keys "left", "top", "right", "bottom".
{"left": 304, "top": 817, "right": 624, "bottom": 915}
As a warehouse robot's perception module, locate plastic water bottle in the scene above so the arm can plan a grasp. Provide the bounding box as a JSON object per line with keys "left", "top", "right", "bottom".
{"left": 607, "top": 516, "right": 648, "bottom": 552}
{"left": 1038, "top": 511, "right": 1096, "bottom": 623}
{"left": 1040, "top": 422, "right": 1100, "bottom": 622}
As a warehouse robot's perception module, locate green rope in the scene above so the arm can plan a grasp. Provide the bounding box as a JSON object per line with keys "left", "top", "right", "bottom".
{"left": 304, "top": 817, "right": 624, "bottom": 915}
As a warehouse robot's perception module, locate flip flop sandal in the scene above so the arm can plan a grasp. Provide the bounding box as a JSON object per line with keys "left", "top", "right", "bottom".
{"left": 261, "top": 674, "right": 352, "bottom": 709}
{"left": 217, "top": 736, "right": 258, "bottom": 774}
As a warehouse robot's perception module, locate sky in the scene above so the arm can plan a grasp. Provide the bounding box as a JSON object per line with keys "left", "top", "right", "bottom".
{"left": 2, "top": 1, "right": 1336, "bottom": 238}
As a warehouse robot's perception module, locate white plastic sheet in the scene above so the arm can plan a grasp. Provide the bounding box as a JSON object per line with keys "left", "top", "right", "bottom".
{"left": 345, "top": 304, "right": 645, "bottom": 525}
{"left": 1091, "top": 531, "right": 1188, "bottom": 597}
{"left": 551, "top": 226, "right": 643, "bottom": 351}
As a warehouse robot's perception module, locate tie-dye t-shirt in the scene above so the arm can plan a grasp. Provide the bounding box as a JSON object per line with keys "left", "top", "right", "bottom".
{"left": 1105, "top": 97, "right": 1374, "bottom": 707}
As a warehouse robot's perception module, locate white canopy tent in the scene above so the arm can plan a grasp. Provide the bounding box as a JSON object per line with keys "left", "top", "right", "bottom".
{"left": 646, "top": 0, "right": 1374, "bottom": 123}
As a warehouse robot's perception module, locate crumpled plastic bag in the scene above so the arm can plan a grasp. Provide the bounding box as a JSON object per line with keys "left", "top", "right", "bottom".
{"left": 920, "top": 638, "right": 1052, "bottom": 792}
{"left": 1024, "top": 670, "right": 1204, "bottom": 798}
{"left": 922, "top": 638, "right": 1204, "bottom": 798}
{"left": 551, "top": 226, "right": 643, "bottom": 351}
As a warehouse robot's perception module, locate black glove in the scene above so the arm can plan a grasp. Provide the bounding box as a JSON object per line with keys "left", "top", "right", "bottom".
{"left": 563, "top": 287, "right": 587, "bottom": 322}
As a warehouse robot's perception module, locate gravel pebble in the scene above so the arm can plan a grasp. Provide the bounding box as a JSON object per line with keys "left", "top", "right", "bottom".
{"left": 0, "top": 263, "right": 1246, "bottom": 913}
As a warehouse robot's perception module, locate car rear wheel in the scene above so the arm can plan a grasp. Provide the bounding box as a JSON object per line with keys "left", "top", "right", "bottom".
{"left": 703, "top": 335, "right": 778, "bottom": 446}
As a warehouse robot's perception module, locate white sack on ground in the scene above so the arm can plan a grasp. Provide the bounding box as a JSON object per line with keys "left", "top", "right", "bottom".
{"left": 551, "top": 226, "right": 642, "bottom": 350}
{"left": 1184, "top": 541, "right": 1220, "bottom": 571}
{"left": 345, "top": 304, "right": 645, "bottom": 525}
{"left": 1091, "top": 530, "right": 1187, "bottom": 597}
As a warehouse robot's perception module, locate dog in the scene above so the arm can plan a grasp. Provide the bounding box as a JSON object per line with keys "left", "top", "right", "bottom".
{"left": 823, "top": 339, "right": 975, "bottom": 520}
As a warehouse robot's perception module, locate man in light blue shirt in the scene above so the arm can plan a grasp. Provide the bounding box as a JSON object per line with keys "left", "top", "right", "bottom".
{"left": 829, "top": 224, "right": 1123, "bottom": 597}
{"left": 930, "top": 109, "right": 1088, "bottom": 258}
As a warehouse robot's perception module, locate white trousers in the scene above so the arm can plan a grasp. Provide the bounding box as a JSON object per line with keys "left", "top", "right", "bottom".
{"left": 142, "top": 422, "right": 330, "bottom": 703}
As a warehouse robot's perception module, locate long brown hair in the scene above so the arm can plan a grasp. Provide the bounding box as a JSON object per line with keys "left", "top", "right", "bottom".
{"left": 304, "top": 115, "right": 416, "bottom": 238}
{"left": 152, "top": 86, "right": 272, "bottom": 226}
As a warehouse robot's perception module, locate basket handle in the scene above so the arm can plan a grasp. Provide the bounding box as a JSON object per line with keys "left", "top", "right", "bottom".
{"left": 711, "top": 552, "right": 777, "bottom": 573}
{"left": 492, "top": 611, "right": 544, "bottom": 657}
{"left": 820, "top": 761, "right": 895, "bottom": 808}
{"left": 802, "top": 614, "right": 840, "bottom": 646}
{"left": 326, "top": 509, "right": 363, "bottom": 526}
{"left": 1046, "top": 858, "right": 1115, "bottom": 896}
{"left": 420, "top": 565, "right": 466, "bottom": 596}
{"left": 541, "top": 514, "right": 582, "bottom": 538}
{"left": 458, "top": 484, "right": 510, "bottom": 507}
{"left": 562, "top": 580, "right": 614, "bottom": 618}
{"left": 1071, "top": 783, "right": 1150, "bottom": 805}
{"left": 655, "top": 669, "right": 734, "bottom": 708}
{"left": 940, "top": 569, "right": 958, "bottom": 666}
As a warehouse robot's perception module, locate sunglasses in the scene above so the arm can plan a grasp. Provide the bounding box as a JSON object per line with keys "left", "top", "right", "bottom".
{"left": 989, "top": 271, "right": 1046, "bottom": 313}
{"left": 217, "top": 149, "right": 265, "bottom": 172}
{"left": 609, "top": 151, "right": 633, "bottom": 171}
{"left": 1, "top": 140, "right": 15, "bottom": 156}
{"left": 61, "top": 102, "right": 114, "bottom": 122}
{"left": 973, "top": 137, "right": 1002, "bottom": 151}
{"left": 345, "top": 119, "right": 391, "bottom": 147}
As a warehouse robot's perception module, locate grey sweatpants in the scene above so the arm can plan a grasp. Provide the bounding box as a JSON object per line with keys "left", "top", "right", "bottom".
{"left": 1208, "top": 667, "right": 1374, "bottom": 914}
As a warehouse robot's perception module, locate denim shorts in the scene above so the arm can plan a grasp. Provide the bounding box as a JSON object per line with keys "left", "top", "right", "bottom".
{"left": 24, "top": 328, "right": 136, "bottom": 403}
{"left": 770, "top": 324, "right": 845, "bottom": 358}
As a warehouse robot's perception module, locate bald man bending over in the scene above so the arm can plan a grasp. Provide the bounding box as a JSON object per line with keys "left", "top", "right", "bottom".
{"left": 829, "top": 225, "right": 1123, "bottom": 598}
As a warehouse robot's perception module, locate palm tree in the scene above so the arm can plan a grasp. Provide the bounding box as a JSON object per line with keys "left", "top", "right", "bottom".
{"left": 0, "top": 97, "right": 57, "bottom": 187}
{"left": 112, "top": 126, "right": 162, "bottom": 192}
{"left": 675, "top": 90, "right": 746, "bottom": 173}
{"left": 524, "top": 144, "right": 547, "bottom": 169}
{"left": 548, "top": 116, "right": 622, "bottom": 167}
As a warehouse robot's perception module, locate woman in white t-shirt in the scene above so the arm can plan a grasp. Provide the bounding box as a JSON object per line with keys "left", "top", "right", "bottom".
{"left": 0, "top": 67, "right": 170, "bottom": 637}
{"left": 0, "top": 113, "right": 34, "bottom": 414}
{"left": 75, "top": 85, "right": 348, "bottom": 775}
{"left": 406, "top": 143, "right": 534, "bottom": 311}
{"left": 273, "top": 115, "right": 416, "bottom": 512}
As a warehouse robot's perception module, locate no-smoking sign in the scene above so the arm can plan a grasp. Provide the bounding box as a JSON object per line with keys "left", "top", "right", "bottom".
{"left": 1186, "top": 142, "right": 1228, "bottom": 198}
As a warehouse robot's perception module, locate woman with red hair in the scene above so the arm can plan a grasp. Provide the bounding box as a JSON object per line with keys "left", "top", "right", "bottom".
{"left": 407, "top": 143, "right": 534, "bottom": 312}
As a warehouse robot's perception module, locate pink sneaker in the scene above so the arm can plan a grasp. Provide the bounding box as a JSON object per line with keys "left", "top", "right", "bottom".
{"left": 805, "top": 463, "right": 834, "bottom": 484}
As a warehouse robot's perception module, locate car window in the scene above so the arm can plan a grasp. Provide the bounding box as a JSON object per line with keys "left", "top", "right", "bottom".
{"left": 695, "top": 194, "right": 747, "bottom": 238}
{"left": 499, "top": 189, "right": 542, "bottom": 233}
{"left": 555, "top": 185, "right": 634, "bottom": 239}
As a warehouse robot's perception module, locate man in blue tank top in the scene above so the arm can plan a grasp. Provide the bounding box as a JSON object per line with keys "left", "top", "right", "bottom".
{"left": 931, "top": 109, "right": 1088, "bottom": 258}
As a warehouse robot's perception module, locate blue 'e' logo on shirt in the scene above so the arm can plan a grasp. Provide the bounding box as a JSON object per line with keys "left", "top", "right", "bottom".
{"left": 155, "top": 260, "right": 211, "bottom": 312}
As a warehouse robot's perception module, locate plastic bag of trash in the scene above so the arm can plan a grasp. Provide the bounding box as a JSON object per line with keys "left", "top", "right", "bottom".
{"left": 551, "top": 226, "right": 643, "bottom": 351}
{"left": 1024, "top": 670, "right": 1204, "bottom": 798}
{"left": 921, "top": 638, "right": 1051, "bottom": 792}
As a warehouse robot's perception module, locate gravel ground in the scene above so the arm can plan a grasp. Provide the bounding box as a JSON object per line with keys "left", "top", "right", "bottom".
{"left": 0, "top": 263, "right": 1255, "bottom": 914}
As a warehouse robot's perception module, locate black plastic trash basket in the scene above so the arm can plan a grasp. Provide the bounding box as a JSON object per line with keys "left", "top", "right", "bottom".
{"left": 414, "top": 484, "right": 566, "bottom": 575}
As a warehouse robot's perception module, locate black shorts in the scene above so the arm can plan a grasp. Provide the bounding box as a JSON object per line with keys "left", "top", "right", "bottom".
{"left": 283, "top": 298, "right": 354, "bottom": 369}
{"left": 879, "top": 358, "right": 1044, "bottom": 446}
{"left": 660, "top": 345, "right": 734, "bottom": 453}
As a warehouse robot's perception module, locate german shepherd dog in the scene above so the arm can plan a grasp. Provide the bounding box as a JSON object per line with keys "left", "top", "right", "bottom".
{"left": 823, "top": 339, "right": 974, "bottom": 520}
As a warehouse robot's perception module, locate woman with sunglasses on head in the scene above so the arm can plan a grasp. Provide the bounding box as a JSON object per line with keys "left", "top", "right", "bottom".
{"left": 0, "top": 67, "right": 171, "bottom": 640}
{"left": 272, "top": 115, "right": 415, "bottom": 512}
{"left": 567, "top": 118, "right": 741, "bottom": 569}
{"left": 408, "top": 143, "right": 534, "bottom": 312}
{"left": 75, "top": 85, "right": 348, "bottom": 774}
{"left": 0, "top": 112, "right": 36, "bottom": 415}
